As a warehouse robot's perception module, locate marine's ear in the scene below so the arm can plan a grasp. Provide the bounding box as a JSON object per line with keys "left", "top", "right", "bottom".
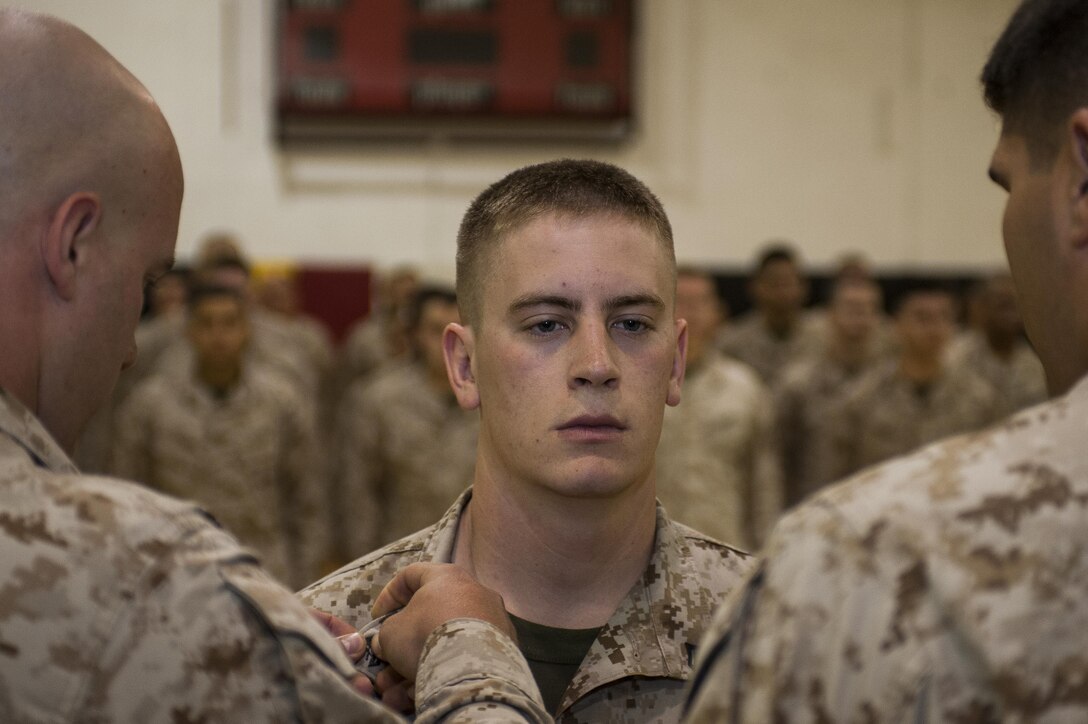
{"left": 42, "top": 191, "right": 101, "bottom": 301}
{"left": 443, "top": 322, "right": 480, "bottom": 410}
{"left": 666, "top": 318, "right": 688, "bottom": 407}
{"left": 1070, "top": 108, "right": 1088, "bottom": 250}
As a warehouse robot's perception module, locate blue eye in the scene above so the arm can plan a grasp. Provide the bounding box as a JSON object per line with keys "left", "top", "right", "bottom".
{"left": 617, "top": 319, "right": 648, "bottom": 333}
{"left": 532, "top": 319, "right": 561, "bottom": 334}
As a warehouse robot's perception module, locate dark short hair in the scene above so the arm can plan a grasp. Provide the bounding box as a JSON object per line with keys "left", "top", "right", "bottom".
{"left": 754, "top": 243, "right": 800, "bottom": 275}
{"left": 456, "top": 159, "right": 674, "bottom": 326}
{"left": 186, "top": 283, "right": 246, "bottom": 315}
{"left": 982, "top": 0, "right": 1088, "bottom": 163}
{"left": 892, "top": 281, "right": 956, "bottom": 315}
{"left": 407, "top": 284, "right": 457, "bottom": 331}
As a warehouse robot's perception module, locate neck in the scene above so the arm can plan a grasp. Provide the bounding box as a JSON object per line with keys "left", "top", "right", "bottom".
{"left": 985, "top": 330, "right": 1017, "bottom": 360}
{"left": 196, "top": 361, "right": 242, "bottom": 394}
{"left": 899, "top": 353, "right": 943, "bottom": 384}
{"left": 455, "top": 462, "right": 657, "bottom": 629}
{"left": 829, "top": 335, "right": 869, "bottom": 370}
{"left": 763, "top": 310, "right": 796, "bottom": 337}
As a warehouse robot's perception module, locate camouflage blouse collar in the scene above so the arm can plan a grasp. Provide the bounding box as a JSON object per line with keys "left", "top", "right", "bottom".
{"left": 0, "top": 388, "right": 79, "bottom": 474}
{"left": 561, "top": 506, "right": 700, "bottom": 706}
{"left": 423, "top": 491, "right": 704, "bottom": 704}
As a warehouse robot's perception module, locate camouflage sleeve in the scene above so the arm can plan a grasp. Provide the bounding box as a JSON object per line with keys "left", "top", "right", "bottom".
{"left": 84, "top": 512, "right": 404, "bottom": 722}
{"left": 414, "top": 619, "right": 551, "bottom": 723}
{"left": 685, "top": 500, "right": 928, "bottom": 722}
{"left": 746, "top": 387, "right": 784, "bottom": 548}
{"left": 278, "top": 390, "right": 328, "bottom": 588}
{"left": 109, "top": 382, "right": 155, "bottom": 485}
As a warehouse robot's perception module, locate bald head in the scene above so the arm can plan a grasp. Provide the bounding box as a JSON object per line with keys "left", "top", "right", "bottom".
{"left": 0, "top": 9, "right": 184, "bottom": 452}
{"left": 0, "top": 9, "right": 182, "bottom": 236}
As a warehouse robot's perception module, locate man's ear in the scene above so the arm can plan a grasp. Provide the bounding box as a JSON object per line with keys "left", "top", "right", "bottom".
{"left": 42, "top": 192, "right": 101, "bottom": 301}
{"left": 443, "top": 322, "right": 480, "bottom": 410}
{"left": 666, "top": 318, "right": 688, "bottom": 407}
{"left": 1069, "top": 109, "right": 1088, "bottom": 248}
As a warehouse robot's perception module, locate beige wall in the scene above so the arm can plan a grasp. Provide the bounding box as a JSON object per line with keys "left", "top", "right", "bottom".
{"left": 19, "top": 0, "right": 1019, "bottom": 275}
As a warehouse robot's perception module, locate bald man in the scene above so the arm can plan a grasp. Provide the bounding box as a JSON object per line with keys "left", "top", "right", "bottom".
{"left": 0, "top": 10, "right": 547, "bottom": 722}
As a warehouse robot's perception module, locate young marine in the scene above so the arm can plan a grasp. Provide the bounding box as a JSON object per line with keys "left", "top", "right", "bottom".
{"left": 305, "top": 159, "right": 753, "bottom": 720}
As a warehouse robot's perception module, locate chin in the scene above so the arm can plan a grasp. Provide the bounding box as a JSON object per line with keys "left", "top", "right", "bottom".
{"left": 539, "top": 462, "right": 649, "bottom": 500}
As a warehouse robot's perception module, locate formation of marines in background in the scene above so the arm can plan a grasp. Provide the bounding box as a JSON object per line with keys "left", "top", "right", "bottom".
{"left": 2, "top": 0, "right": 1086, "bottom": 720}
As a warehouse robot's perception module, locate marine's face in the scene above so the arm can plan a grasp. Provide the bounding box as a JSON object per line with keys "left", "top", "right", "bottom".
{"left": 830, "top": 284, "right": 880, "bottom": 343}
{"left": 415, "top": 298, "right": 459, "bottom": 382}
{"left": 675, "top": 274, "right": 723, "bottom": 360}
{"left": 71, "top": 168, "right": 181, "bottom": 439}
{"left": 463, "top": 212, "right": 685, "bottom": 500}
{"left": 754, "top": 259, "right": 805, "bottom": 316}
{"left": 896, "top": 293, "right": 954, "bottom": 359}
{"left": 989, "top": 132, "right": 1068, "bottom": 380}
{"left": 188, "top": 296, "right": 249, "bottom": 369}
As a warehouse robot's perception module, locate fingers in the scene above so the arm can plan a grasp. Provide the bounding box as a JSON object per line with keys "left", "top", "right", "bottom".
{"left": 348, "top": 673, "right": 376, "bottom": 698}
{"left": 372, "top": 562, "right": 433, "bottom": 618}
{"left": 309, "top": 607, "right": 366, "bottom": 662}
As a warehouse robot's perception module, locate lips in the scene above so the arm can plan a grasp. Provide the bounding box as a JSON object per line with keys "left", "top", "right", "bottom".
{"left": 556, "top": 414, "right": 627, "bottom": 442}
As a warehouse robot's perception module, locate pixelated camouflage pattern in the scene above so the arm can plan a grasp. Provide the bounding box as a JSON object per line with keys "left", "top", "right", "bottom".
{"left": 303, "top": 489, "right": 753, "bottom": 722}
{"left": 0, "top": 387, "right": 549, "bottom": 723}
{"left": 948, "top": 330, "right": 1048, "bottom": 415}
{"left": 774, "top": 352, "right": 875, "bottom": 507}
{"left": 717, "top": 312, "right": 824, "bottom": 386}
{"left": 331, "top": 364, "right": 478, "bottom": 558}
{"left": 655, "top": 351, "right": 783, "bottom": 549}
{"left": 833, "top": 359, "right": 1004, "bottom": 479}
{"left": 111, "top": 366, "right": 326, "bottom": 588}
{"left": 685, "top": 373, "right": 1088, "bottom": 722}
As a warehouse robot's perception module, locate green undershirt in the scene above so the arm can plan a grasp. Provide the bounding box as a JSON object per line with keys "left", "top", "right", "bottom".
{"left": 509, "top": 614, "right": 602, "bottom": 715}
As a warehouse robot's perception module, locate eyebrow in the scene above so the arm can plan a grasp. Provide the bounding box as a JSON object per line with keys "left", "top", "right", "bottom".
{"left": 508, "top": 292, "right": 666, "bottom": 316}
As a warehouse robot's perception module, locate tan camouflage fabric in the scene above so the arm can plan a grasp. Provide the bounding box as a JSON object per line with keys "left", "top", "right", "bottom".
{"left": 303, "top": 489, "right": 753, "bottom": 723}
{"left": 111, "top": 366, "right": 326, "bottom": 588}
{"left": 833, "top": 359, "right": 1004, "bottom": 479}
{"left": 948, "top": 330, "right": 1048, "bottom": 415}
{"left": 0, "top": 387, "right": 549, "bottom": 723}
{"left": 717, "top": 312, "right": 824, "bottom": 386}
{"left": 655, "top": 351, "right": 783, "bottom": 549}
{"left": 774, "top": 352, "right": 875, "bottom": 507}
{"left": 684, "top": 374, "right": 1088, "bottom": 723}
{"left": 332, "top": 364, "right": 478, "bottom": 558}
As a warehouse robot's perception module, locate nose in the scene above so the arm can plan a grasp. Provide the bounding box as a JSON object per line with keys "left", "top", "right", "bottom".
{"left": 122, "top": 340, "right": 138, "bottom": 371}
{"left": 570, "top": 323, "right": 619, "bottom": 389}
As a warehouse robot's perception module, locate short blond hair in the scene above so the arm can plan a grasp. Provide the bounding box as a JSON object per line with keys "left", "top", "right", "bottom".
{"left": 455, "top": 159, "right": 674, "bottom": 326}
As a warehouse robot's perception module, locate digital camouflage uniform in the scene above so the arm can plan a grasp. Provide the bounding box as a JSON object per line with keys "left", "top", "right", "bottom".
{"left": 655, "top": 351, "right": 783, "bottom": 549}
{"left": 684, "top": 374, "right": 1088, "bottom": 723}
{"left": 332, "top": 364, "right": 479, "bottom": 559}
{"left": 948, "top": 330, "right": 1048, "bottom": 415}
{"left": 717, "top": 312, "right": 824, "bottom": 386}
{"left": 0, "top": 387, "right": 550, "bottom": 723}
{"left": 112, "top": 365, "right": 325, "bottom": 588}
{"left": 833, "top": 359, "right": 1004, "bottom": 479}
{"left": 774, "top": 352, "right": 876, "bottom": 507}
{"left": 303, "top": 489, "right": 753, "bottom": 723}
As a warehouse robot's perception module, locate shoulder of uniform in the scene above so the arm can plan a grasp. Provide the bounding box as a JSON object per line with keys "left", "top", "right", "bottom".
{"left": 669, "top": 520, "right": 755, "bottom": 584}
{"left": 299, "top": 526, "right": 434, "bottom": 616}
